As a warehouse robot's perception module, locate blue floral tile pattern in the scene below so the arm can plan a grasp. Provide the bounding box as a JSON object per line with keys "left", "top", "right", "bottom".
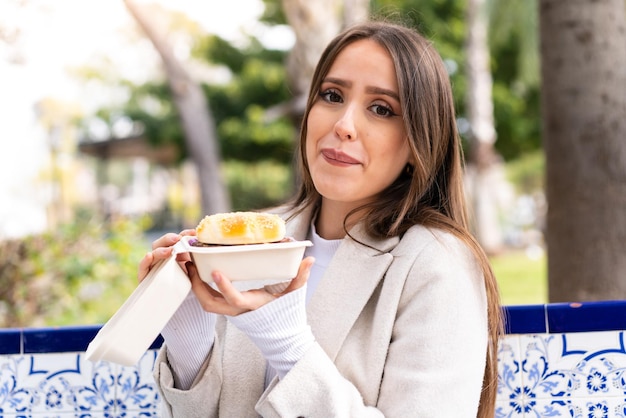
{"left": 497, "top": 332, "right": 626, "bottom": 417}
{"left": 0, "top": 350, "right": 160, "bottom": 416}
{"left": 5, "top": 301, "right": 626, "bottom": 416}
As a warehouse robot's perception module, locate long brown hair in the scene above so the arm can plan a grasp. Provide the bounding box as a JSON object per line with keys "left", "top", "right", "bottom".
{"left": 288, "top": 21, "right": 502, "bottom": 417}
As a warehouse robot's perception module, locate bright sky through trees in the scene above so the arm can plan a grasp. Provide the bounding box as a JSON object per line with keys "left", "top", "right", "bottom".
{"left": 0, "top": 0, "right": 291, "bottom": 238}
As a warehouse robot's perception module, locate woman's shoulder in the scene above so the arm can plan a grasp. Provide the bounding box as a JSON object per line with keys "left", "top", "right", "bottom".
{"left": 396, "top": 225, "right": 484, "bottom": 296}
{"left": 396, "top": 224, "right": 479, "bottom": 272}
{"left": 398, "top": 224, "right": 470, "bottom": 254}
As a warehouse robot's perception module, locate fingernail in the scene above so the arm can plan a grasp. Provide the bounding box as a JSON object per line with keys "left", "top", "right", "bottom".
{"left": 212, "top": 271, "right": 221, "bottom": 283}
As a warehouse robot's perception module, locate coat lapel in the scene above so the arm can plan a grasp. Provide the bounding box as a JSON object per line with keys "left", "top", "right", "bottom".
{"left": 280, "top": 206, "right": 400, "bottom": 360}
{"left": 307, "top": 223, "right": 399, "bottom": 360}
{"left": 282, "top": 205, "right": 314, "bottom": 242}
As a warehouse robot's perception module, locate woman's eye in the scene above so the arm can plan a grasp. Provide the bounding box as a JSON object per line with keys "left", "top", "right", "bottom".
{"left": 370, "top": 104, "right": 396, "bottom": 117}
{"left": 320, "top": 89, "right": 342, "bottom": 103}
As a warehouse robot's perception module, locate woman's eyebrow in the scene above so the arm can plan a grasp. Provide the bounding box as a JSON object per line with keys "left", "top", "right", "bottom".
{"left": 323, "top": 77, "right": 400, "bottom": 102}
{"left": 366, "top": 86, "right": 400, "bottom": 102}
{"left": 323, "top": 77, "right": 350, "bottom": 87}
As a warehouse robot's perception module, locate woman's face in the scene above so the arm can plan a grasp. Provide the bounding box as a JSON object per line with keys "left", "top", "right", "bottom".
{"left": 306, "top": 39, "right": 412, "bottom": 211}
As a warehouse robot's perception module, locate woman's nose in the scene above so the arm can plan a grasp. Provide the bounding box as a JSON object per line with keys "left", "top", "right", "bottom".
{"left": 334, "top": 107, "right": 357, "bottom": 141}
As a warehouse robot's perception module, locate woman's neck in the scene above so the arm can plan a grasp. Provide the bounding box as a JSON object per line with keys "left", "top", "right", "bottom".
{"left": 315, "top": 199, "right": 364, "bottom": 240}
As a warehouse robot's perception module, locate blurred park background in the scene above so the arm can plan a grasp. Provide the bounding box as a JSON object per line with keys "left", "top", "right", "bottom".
{"left": 1, "top": 0, "right": 624, "bottom": 328}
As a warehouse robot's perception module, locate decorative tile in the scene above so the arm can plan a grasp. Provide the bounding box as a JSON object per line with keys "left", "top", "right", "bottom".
{"left": 497, "top": 395, "right": 626, "bottom": 417}
{"left": 495, "top": 331, "right": 626, "bottom": 416}
{"left": 532, "top": 396, "right": 626, "bottom": 417}
{"left": 112, "top": 350, "right": 161, "bottom": 415}
{"left": 495, "top": 399, "right": 517, "bottom": 417}
{"left": 0, "top": 350, "right": 161, "bottom": 416}
{"left": 498, "top": 335, "right": 524, "bottom": 409}
{"left": 4, "top": 301, "right": 626, "bottom": 416}
{"left": 0, "top": 355, "right": 29, "bottom": 415}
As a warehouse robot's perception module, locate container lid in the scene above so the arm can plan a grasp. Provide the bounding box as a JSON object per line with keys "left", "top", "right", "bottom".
{"left": 85, "top": 241, "right": 191, "bottom": 366}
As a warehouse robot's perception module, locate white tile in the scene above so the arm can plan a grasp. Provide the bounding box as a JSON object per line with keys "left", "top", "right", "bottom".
{"left": 0, "top": 351, "right": 161, "bottom": 416}
{"left": 0, "top": 354, "right": 36, "bottom": 414}
{"left": 497, "top": 335, "right": 524, "bottom": 405}
{"left": 114, "top": 349, "right": 161, "bottom": 414}
{"left": 515, "top": 334, "right": 575, "bottom": 401}
{"left": 533, "top": 396, "right": 626, "bottom": 417}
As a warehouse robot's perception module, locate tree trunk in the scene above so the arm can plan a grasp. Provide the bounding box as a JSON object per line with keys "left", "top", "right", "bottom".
{"left": 465, "top": 0, "right": 505, "bottom": 254}
{"left": 124, "top": 0, "right": 230, "bottom": 217}
{"left": 540, "top": 0, "right": 626, "bottom": 302}
{"left": 280, "top": 0, "right": 343, "bottom": 117}
{"left": 279, "top": 0, "right": 370, "bottom": 119}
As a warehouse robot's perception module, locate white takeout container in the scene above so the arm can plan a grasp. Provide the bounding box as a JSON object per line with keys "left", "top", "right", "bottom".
{"left": 85, "top": 247, "right": 191, "bottom": 366}
{"left": 86, "top": 237, "right": 312, "bottom": 366}
{"left": 181, "top": 236, "right": 313, "bottom": 291}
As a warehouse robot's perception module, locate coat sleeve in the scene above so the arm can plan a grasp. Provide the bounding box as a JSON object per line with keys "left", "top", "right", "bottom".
{"left": 255, "top": 232, "right": 488, "bottom": 418}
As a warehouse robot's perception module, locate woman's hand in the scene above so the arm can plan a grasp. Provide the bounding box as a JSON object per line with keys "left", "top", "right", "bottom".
{"left": 188, "top": 256, "right": 315, "bottom": 316}
{"left": 137, "top": 229, "right": 196, "bottom": 282}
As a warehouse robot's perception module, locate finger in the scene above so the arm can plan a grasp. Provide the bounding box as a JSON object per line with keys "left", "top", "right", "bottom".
{"left": 137, "top": 247, "right": 173, "bottom": 282}
{"left": 211, "top": 271, "right": 253, "bottom": 312}
{"left": 188, "top": 262, "right": 219, "bottom": 297}
{"left": 138, "top": 247, "right": 175, "bottom": 281}
{"left": 282, "top": 257, "right": 315, "bottom": 294}
{"left": 179, "top": 228, "right": 197, "bottom": 237}
{"left": 188, "top": 263, "right": 238, "bottom": 314}
{"left": 152, "top": 232, "right": 182, "bottom": 250}
{"left": 152, "top": 246, "right": 174, "bottom": 260}
{"left": 138, "top": 251, "right": 154, "bottom": 282}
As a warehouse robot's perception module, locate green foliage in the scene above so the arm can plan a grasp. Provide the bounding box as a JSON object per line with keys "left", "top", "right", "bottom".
{"left": 122, "top": 81, "right": 185, "bottom": 148}
{"left": 204, "top": 57, "right": 291, "bottom": 124}
{"left": 198, "top": 46, "right": 296, "bottom": 164}
{"left": 193, "top": 35, "right": 248, "bottom": 73}
{"left": 493, "top": 84, "right": 541, "bottom": 160}
{"left": 489, "top": 0, "right": 541, "bottom": 160}
{"left": 224, "top": 160, "right": 294, "bottom": 211}
{"left": 259, "top": 0, "right": 287, "bottom": 25}
{"left": 372, "top": 0, "right": 542, "bottom": 162}
{"left": 85, "top": 30, "right": 295, "bottom": 169}
{"left": 0, "top": 211, "right": 150, "bottom": 327}
{"left": 489, "top": 0, "right": 540, "bottom": 87}
{"left": 219, "top": 108, "right": 295, "bottom": 163}
{"left": 193, "top": 34, "right": 286, "bottom": 74}
{"left": 87, "top": 80, "right": 186, "bottom": 156}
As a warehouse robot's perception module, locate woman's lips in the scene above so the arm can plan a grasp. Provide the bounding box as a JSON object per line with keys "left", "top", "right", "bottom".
{"left": 321, "top": 148, "right": 361, "bottom": 166}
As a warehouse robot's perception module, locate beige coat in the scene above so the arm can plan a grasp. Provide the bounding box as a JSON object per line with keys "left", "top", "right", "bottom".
{"left": 154, "top": 207, "right": 488, "bottom": 417}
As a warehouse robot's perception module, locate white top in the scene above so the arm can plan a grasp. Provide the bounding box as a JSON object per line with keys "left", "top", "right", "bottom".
{"left": 304, "top": 222, "right": 342, "bottom": 303}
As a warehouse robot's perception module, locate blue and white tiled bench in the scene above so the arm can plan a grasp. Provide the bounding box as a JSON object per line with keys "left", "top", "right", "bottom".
{"left": 2, "top": 300, "right": 626, "bottom": 417}
{"left": 499, "top": 300, "right": 626, "bottom": 416}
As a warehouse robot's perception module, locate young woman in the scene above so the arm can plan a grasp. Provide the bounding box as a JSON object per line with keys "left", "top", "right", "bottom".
{"left": 141, "top": 21, "right": 502, "bottom": 417}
